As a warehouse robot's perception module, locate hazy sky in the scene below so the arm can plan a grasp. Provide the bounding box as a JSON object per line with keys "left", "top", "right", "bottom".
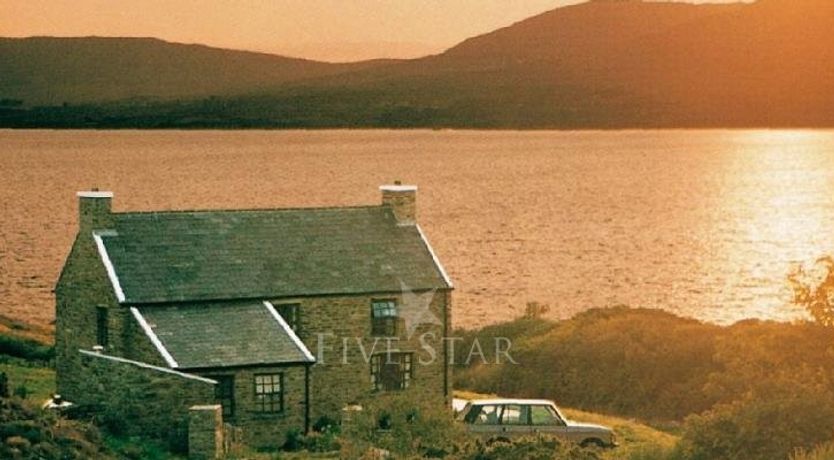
{"left": 2, "top": 0, "right": 747, "bottom": 62}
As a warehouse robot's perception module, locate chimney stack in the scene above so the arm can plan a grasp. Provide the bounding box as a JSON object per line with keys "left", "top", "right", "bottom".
{"left": 380, "top": 182, "right": 417, "bottom": 225}
{"left": 77, "top": 189, "right": 114, "bottom": 232}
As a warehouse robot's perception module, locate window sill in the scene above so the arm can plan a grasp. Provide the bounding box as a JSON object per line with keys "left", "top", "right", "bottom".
{"left": 372, "top": 388, "right": 408, "bottom": 393}
{"left": 248, "top": 411, "right": 287, "bottom": 420}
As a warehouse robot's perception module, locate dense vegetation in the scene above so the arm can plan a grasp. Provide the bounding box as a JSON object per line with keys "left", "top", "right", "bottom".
{"left": 456, "top": 307, "right": 834, "bottom": 460}
{"left": 0, "top": 397, "right": 115, "bottom": 459}
{"left": 6, "top": 302, "right": 834, "bottom": 458}
{"left": 0, "top": 330, "right": 671, "bottom": 459}
{"left": 0, "top": 334, "right": 54, "bottom": 364}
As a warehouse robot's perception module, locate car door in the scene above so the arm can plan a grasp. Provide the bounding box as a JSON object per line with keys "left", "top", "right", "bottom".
{"left": 529, "top": 404, "right": 567, "bottom": 438}
{"left": 498, "top": 404, "right": 533, "bottom": 439}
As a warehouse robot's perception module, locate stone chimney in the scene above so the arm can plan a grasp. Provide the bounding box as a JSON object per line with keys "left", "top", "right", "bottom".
{"left": 77, "top": 190, "right": 114, "bottom": 232}
{"left": 380, "top": 182, "right": 417, "bottom": 225}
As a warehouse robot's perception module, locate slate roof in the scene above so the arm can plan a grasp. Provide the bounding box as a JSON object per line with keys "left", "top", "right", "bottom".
{"left": 136, "top": 302, "right": 313, "bottom": 369}
{"left": 98, "top": 206, "right": 450, "bottom": 304}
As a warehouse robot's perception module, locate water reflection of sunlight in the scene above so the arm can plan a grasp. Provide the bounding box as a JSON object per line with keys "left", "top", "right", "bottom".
{"left": 740, "top": 129, "right": 825, "bottom": 145}
{"left": 721, "top": 130, "right": 834, "bottom": 322}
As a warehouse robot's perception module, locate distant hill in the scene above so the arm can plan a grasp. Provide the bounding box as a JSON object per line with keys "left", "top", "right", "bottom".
{"left": 2, "top": 0, "right": 834, "bottom": 128}
{"left": 0, "top": 37, "right": 390, "bottom": 105}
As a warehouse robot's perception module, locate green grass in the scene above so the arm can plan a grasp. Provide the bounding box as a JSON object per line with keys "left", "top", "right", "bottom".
{"left": 0, "top": 361, "right": 55, "bottom": 404}
{"left": 561, "top": 408, "right": 678, "bottom": 460}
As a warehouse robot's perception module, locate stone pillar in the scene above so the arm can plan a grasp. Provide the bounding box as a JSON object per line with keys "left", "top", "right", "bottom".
{"left": 341, "top": 404, "right": 364, "bottom": 433}
{"left": 188, "top": 405, "right": 223, "bottom": 460}
{"left": 380, "top": 183, "right": 417, "bottom": 225}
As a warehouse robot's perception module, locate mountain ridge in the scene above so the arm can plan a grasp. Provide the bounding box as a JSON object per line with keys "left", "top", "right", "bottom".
{"left": 2, "top": 0, "right": 833, "bottom": 128}
{"left": 0, "top": 36, "right": 398, "bottom": 105}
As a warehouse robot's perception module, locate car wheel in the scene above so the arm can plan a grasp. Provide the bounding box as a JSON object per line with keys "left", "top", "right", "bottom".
{"left": 580, "top": 438, "right": 605, "bottom": 448}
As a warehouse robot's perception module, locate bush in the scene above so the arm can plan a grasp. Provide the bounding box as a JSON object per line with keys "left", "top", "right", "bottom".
{"left": 457, "top": 436, "right": 599, "bottom": 460}
{"left": 304, "top": 431, "right": 340, "bottom": 452}
{"left": 282, "top": 427, "right": 305, "bottom": 451}
{"left": 457, "top": 308, "right": 834, "bottom": 425}
{"left": 793, "top": 442, "right": 834, "bottom": 460}
{"left": 340, "top": 393, "right": 469, "bottom": 458}
{"left": 0, "top": 334, "right": 54, "bottom": 363}
{"left": 457, "top": 308, "right": 723, "bottom": 421}
{"left": 312, "top": 414, "right": 339, "bottom": 433}
{"left": 13, "top": 384, "right": 28, "bottom": 400}
{"left": 0, "top": 397, "right": 114, "bottom": 459}
{"left": 675, "top": 378, "right": 834, "bottom": 460}
{"left": 282, "top": 426, "right": 340, "bottom": 453}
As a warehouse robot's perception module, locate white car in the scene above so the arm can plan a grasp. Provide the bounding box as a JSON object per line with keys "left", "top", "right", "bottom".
{"left": 456, "top": 398, "right": 616, "bottom": 448}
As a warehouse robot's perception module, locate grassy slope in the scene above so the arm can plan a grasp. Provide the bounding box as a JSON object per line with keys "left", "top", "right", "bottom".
{"left": 0, "top": 361, "right": 55, "bottom": 404}
{"left": 454, "top": 390, "right": 678, "bottom": 460}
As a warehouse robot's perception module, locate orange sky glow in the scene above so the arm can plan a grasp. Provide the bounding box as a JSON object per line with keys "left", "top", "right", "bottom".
{"left": 1, "top": 0, "right": 751, "bottom": 62}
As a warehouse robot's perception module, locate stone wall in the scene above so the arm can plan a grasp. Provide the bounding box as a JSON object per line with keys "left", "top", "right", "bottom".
{"left": 198, "top": 364, "right": 308, "bottom": 449}
{"left": 55, "top": 236, "right": 167, "bottom": 397}
{"left": 188, "top": 405, "right": 223, "bottom": 460}
{"left": 55, "top": 202, "right": 166, "bottom": 402}
{"left": 287, "top": 289, "right": 451, "bottom": 424}
{"left": 76, "top": 350, "right": 216, "bottom": 452}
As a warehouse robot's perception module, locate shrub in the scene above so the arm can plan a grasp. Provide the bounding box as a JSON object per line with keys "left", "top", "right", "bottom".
{"left": 13, "top": 384, "right": 28, "bottom": 400}
{"left": 675, "top": 378, "right": 834, "bottom": 460}
{"left": 304, "top": 431, "right": 340, "bottom": 452}
{"left": 340, "top": 393, "right": 469, "bottom": 458}
{"left": 793, "top": 442, "right": 834, "bottom": 460}
{"left": 0, "top": 372, "right": 8, "bottom": 398}
{"left": 0, "top": 397, "right": 113, "bottom": 459}
{"left": 282, "top": 427, "right": 305, "bottom": 451}
{"left": 457, "top": 307, "right": 722, "bottom": 421}
{"left": 312, "top": 414, "right": 339, "bottom": 433}
{"left": 455, "top": 436, "right": 600, "bottom": 460}
{"left": 282, "top": 426, "right": 340, "bottom": 453}
{"left": 457, "top": 308, "right": 834, "bottom": 425}
{"left": 0, "top": 333, "right": 54, "bottom": 363}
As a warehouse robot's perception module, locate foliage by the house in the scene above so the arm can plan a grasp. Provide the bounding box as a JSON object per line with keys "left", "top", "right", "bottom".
{"left": 456, "top": 307, "right": 834, "bottom": 459}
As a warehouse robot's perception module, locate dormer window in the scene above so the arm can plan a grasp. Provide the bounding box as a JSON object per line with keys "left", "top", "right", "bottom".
{"left": 371, "top": 299, "right": 398, "bottom": 336}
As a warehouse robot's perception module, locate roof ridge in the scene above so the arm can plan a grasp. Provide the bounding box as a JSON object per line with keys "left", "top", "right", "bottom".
{"left": 116, "top": 204, "right": 385, "bottom": 217}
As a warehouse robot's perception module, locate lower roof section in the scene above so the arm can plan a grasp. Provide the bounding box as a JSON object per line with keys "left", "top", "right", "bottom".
{"left": 134, "top": 301, "right": 314, "bottom": 369}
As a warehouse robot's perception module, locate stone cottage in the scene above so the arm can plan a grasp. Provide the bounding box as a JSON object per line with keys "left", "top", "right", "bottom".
{"left": 54, "top": 185, "right": 453, "bottom": 450}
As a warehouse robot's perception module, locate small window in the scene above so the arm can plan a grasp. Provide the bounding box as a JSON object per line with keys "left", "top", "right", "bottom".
{"left": 531, "top": 405, "right": 564, "bottom": 426}
{"left": 469, "top": 405, "right": 500, "bottom": 425}
{"left": 276, "top": 303, "right": 300, "bottom": 333}
{"left": 214, "top": 375, "right": 235, "bottom": 418}
{"left": 371, "top": 300, "right": 398, "bottom": 336}
{"left": 254, "top": 374, "right": 283, "bottom": 413}
{"left": 370, "top": 353, "right": 412, "bottom": 391}
{"left": 500, "top": 404, "right": 529, "bottom": 425}
{"left": 95, "top": 306, "right": 108, "bottom": 347}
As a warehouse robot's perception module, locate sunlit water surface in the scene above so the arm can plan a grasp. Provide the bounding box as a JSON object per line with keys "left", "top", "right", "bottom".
{"left": 2, "top": 129, "right": 834, "bottom": 330}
